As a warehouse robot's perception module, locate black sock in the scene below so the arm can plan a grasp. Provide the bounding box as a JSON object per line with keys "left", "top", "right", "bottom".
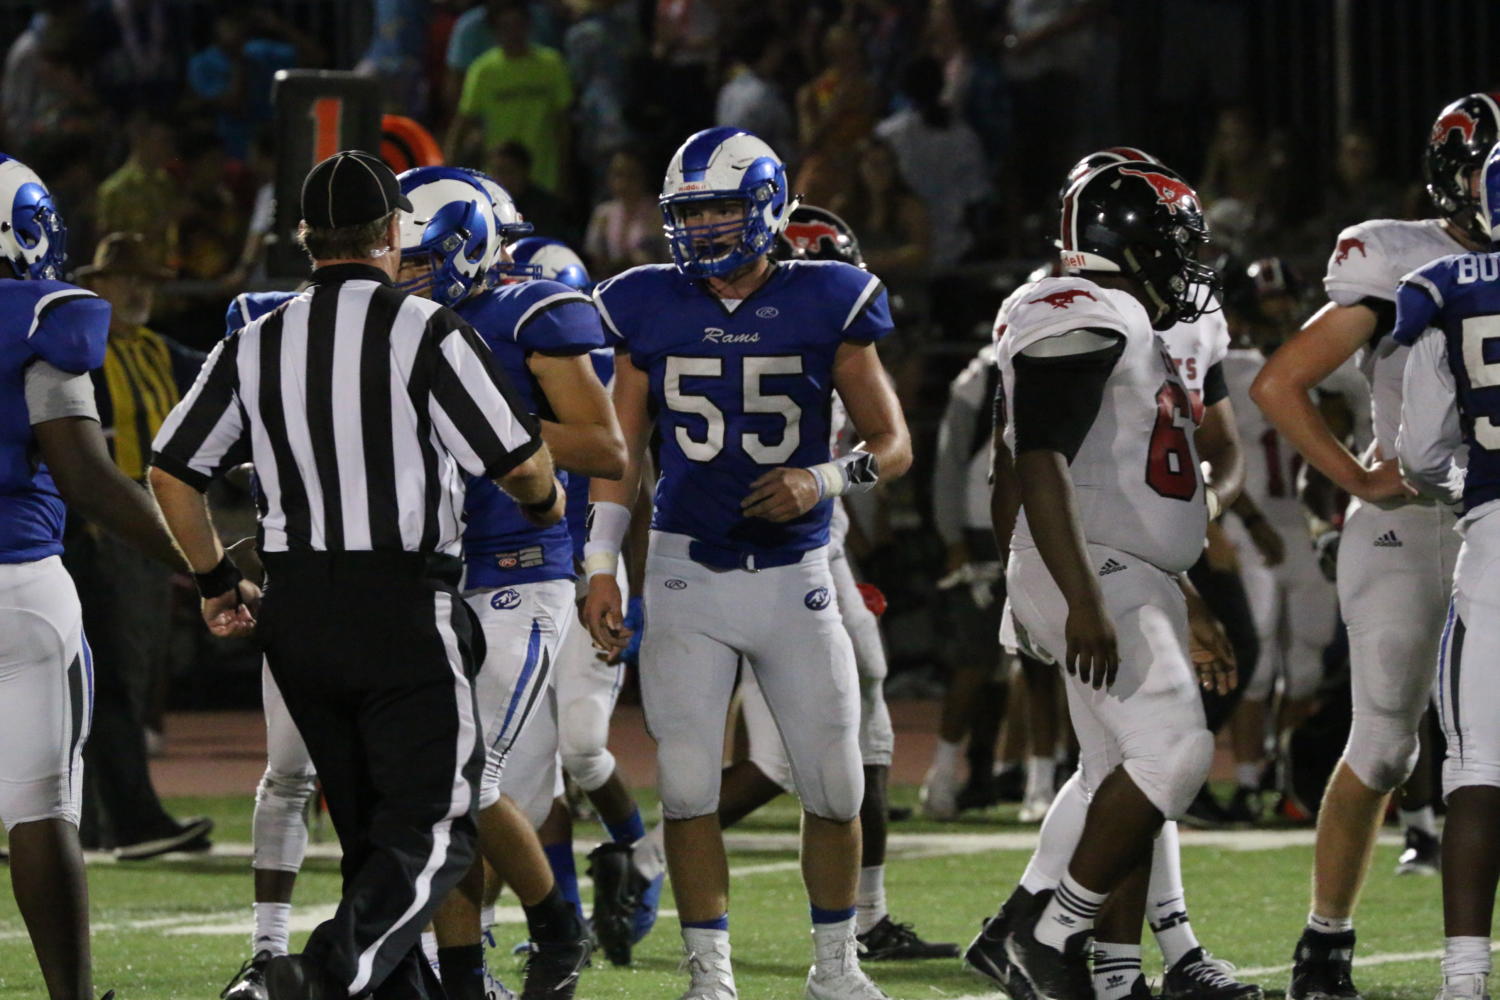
{"left": 436, "top": 944, "right": 486, "bottom": 1000}
{"left": 524, "top": 885, "right": 581, "bottom": 944}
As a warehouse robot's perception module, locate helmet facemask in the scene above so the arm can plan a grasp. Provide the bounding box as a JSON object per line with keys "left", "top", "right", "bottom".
{"left": 662, "top": 183, "right": 786, "bottom": 278}
{"left": 1119, "top": 222, "right": 1220, "bottom": 330}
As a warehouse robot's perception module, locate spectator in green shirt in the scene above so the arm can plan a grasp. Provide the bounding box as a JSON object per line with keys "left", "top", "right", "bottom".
{"left": 448, "top": 0, "right": 573, "bottom": 194}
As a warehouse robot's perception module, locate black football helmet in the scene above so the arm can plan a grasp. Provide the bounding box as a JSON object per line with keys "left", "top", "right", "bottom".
{"left": 1059, "top": 161, "right": 1220, "bottom": 330}
{"left": 772, "top": 204, "right": 865, "bottom": 268}
{"left": 1424, "top": 93, "right": 1500, "bottom": 243}
{"left": 1059, "top": 146, "right": 1160, "bottom": 201}
{"left": 1221, "top": 255, "right": 1303, "bottom": 326}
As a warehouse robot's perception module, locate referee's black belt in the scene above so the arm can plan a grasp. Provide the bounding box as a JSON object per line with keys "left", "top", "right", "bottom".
{"left": 261, "top": 550, "right": 464, "bottom": 587}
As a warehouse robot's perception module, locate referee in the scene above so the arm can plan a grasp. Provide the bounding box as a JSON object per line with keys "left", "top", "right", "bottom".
{"left": 148, "top": 150, "right": 564, "bottom": 1000}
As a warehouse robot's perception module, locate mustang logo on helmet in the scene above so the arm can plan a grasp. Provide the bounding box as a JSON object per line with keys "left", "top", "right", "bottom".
{"left": 1432, "top": 110, "right": 1480, "bottom": 145}
{"left": 784, "top": 220, "right": 842, "bottom": 254}
{"left": 1118, "top": 168, "right": 1201, "bottom": 215}
{"left": 1029, "top": 289, "right": 1098, "bottom": 310}
{"left": 1334, "top": 237, "right": 1367, "bottom": 265}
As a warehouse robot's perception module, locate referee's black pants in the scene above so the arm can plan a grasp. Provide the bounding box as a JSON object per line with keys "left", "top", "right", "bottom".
{"left": 260, "top": 552, "right": 485, "bottom": 1000}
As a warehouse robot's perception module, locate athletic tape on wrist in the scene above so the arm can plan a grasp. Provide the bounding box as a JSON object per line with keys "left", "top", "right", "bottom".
{"left": 808, "top": 450, "right": 880, "bottom": 499}
{"left": 583, "top": 500, "right": 631, "bottom": 577}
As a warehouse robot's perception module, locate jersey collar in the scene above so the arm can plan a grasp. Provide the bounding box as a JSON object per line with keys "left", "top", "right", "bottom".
{"left": 310, "top": 262, "right": 393, "bottom": 286}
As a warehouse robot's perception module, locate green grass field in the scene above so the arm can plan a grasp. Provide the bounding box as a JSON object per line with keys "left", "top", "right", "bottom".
{"left": 0, "top": 789, "right": 1447, "bottom": 1000}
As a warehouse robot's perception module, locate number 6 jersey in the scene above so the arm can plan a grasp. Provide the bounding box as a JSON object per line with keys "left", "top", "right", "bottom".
{"left": 593, "top": 259, "right": 891, "bottom": 562}
{"left": 994, "top": 275, "right": 1208, "bottom": 573}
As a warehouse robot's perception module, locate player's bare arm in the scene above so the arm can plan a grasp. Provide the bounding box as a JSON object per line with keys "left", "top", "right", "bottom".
{"left": 583, "top": 352, "right": 652, "bottom": 654}
{"left": 741, "top": 340, "right": 911, "bottom": 522}
{"left": 1181, "top": 574, "right": 1237, "bottom": 695}
{"left": 147, "top": 465, "right": 261, "bottom": 639}
{"left": 1196, "top": 397, "right": 1245, "bottom": 513}
{"left": 530, "top": 351, "right": 627, "bottom": 480}
{"left": 37, "top": 415, "right": 190, "bottom": 575}
{"left": 1251, "top": 302, "right": 1414, "bottom": 503}
{"left": 495, "top": 444, "right": 566, "bottom": 527}
{"left": 1016, "top": 450, "right": 1118, "bottom": 688}
{"left": 989, "top": 403, "right": 1020, "bottom": 558}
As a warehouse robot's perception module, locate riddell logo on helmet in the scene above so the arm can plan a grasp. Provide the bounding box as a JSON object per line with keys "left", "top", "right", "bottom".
{"left": 1118, "top": 168, "right": 1199, "bottom": 214}
{"left": 1335, "top": 237, "right": 1367, "bottom": 265}
{"left": 1029, "top": 289, "right": 1097, "bottom": 309}
{"left": 1432, "top": 109, "right": 1479, "bottom": 144}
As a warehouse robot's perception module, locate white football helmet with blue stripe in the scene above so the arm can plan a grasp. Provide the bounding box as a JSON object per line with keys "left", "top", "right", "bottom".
{"left": 463, "top": 168, "right": 539, "bottom": 283}
{"left": 659, "top": 127, "right": 797, "bottom": 278}
{"left": 509, "top": 237, "right": 592, "bottom": 291}
{"left": 0, "top": 154, "right": 67, "bottom": 281}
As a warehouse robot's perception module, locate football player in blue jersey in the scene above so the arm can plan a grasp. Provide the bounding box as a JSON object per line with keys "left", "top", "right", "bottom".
{"left": 0, "top": 153, "right": 198, "bottom": 1000}
{"left": 1393, "top": 140, "right": 1500, "bottom": 1000}
{"left": 401, "top": 166, "right": 623, "bottom": 1000}
{"left": 581, "top": 128, "right": 912, "bottom": 1000}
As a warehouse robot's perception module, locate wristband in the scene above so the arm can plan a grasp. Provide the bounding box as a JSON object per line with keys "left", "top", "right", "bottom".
{"left": 1206, "top": 485, "right": 1222, "bottom": 521}
{"left": 195, "top": 555, "right": 243, "bottom": 600}
{"left": 809, "top": 450, "right": 880, "bottom": 500}
{"left": 583, "top": 500, "right": 631, "bottom": 578}
{"left": 522, "top": 480, "right": 559, "bottom": 516}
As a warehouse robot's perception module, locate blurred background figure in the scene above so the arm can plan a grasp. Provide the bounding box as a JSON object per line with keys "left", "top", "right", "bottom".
{"left": 584, "top": 148, "right": 666, "bottom": 278}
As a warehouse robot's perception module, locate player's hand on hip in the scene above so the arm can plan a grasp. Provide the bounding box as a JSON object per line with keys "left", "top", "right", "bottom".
{"left": 583, "top": 573, "right": 630, "bottom": 657}
{"left": 1353, "top": 458, "right": 1418, "bottom": 505}
{"left": 203, "top": 580, "right": 260, "bottom": 639}
{"left": 1249, "top": 519, "right": 1286, "bottom": 567}
{"left": 1063, "top": 598, "right": 1118, "bottom": 689}
{"left": 741, "top": 467, "right": 822, "bottom": 522}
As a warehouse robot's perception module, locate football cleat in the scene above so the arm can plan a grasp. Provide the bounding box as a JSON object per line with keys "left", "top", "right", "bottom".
{"left": 587, "top": 842, "right": 646, "bottom": 965}
{"left": 1182, "top": 786, "right": 1232, "bottom": 829}
{"left": 1164, "top": 947, "right": 1263, "bottom": 1000}
{"left": 856, "top": 916, "right": 959, "bottom": 961}
{"left": 519, "top": 936, "right": 591, "bottom": 999}
{"left": 222, "top": 950, "right": 272, "bottom": 1000}
{"left": 1396, "top": 827, "right": 1440, "bottom": 876}
{"left": 1288, "top": 929, "right": 1362, "bottom": 1000}
{"left": 1126, "top": 976, "right": 1157, "bottom": 1000}
{"left": 1019, "top": 791, "right": 1055, "bottom": 824}
{"left": 264, "top": 954, "right": 334, "bottom": 1000}
{"left": 679, "top": 937, "right": 737, "bottom": 1000}
{"left": 919, "top": 764, "right": 960, "bottom": 821}
{"left": 806, "top": 927, "right": 889, "bottom": 1000}
{"left": 1435, "top": 973, "right": 1490, "bottom": 1000}
{"left": 964, "top": 891, "right": 1038, "bottom": 1000}
{"left": 956, "top": 774, "right": 1004, "bottom": 812}
{"left": 1004, "top": 891, "right": 1094, "bottom": 1000}
{"left": 115, "top": 815, "right": 214, "bottom": 861}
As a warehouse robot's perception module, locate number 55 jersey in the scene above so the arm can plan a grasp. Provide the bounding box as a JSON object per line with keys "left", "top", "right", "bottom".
{"left": 995, "top": 275, "right": 1208, "bottom": 573}
{"left": 593, "top": 259, "right": 891, "bottom": 565}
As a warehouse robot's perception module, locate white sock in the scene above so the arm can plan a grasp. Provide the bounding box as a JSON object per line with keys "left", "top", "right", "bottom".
{"left": 252, "top": 902, "right": 292, "bottom": 956}
{"left": 1020, "top": 771, "right": 1088, "bottom": 894}
{"left": 634, "top": 823, "right": 668, "bottom": 882}
{"left": 1036, "top": 873, "right": 1105, "bottom": 951}
{"left": 1401, "top": 807, "right": 1438, "bottom": 837}
{"left": 856, "top": 866, "right": 887, "bottom": 934}
{"left": 682, "top": 925, "right": 733, "bottom": 982}
{"left": 420, "top": 929, "right": 439, "bottom": 969}
{"left": 1148, "top": 822, "right": 1200, "bottom": 966}
{"left": 1307, "top": 912, "right": 1354, "bottom": 935}
{"left": 1443, "top": 936, "right": 1492, "bottom": 979}
{"left": 812, "top": 916, "right": 857, "bottom": 973}
{"left": 1093, "top": 942, "right": 1143, "bottom": 1000}
{"left": 931, "top": 739, "right": 961, "bottom": 777}
{"left": 1025, "top": 757, "right": 1055, "bottom": 801}
{"left": 1236, "top": 762, "right": 1261, "bottom": 789}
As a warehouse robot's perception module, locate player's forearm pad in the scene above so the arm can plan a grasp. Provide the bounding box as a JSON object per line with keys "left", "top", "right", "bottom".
{"left": 582, "top": 500, "right": 631, "bottom": 578}
{"left": 810, "top": 450, "right": 880, "bottom": 500}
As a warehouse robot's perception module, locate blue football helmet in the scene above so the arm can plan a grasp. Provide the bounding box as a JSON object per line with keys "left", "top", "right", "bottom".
{"left": 0, "top": 154, "right": 67, "bottom": 281}
{"left": 462, "top": 168, "right": 539, "bottom": 284}
{"left": 397, "top": 166, "right": 498, "bottom": 306}
{"left": 508, "top": 237, "right": 592, "bottom": 291}
{"left": 659, "top": 127, "right": 797, "bottom": 278}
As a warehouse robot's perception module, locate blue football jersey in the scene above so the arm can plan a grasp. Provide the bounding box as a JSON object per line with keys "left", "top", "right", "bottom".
{"left": 1394, "top": 252, "right": 1500, "bottom": 512}
{"left": 564, "top": 346, "right": 616, "bottom": 563}
{"left": 0, "top": 280, "right": 111, "bottom": 563}
{"left": 458, "top": 279, "right": 603, "bottom": 588}
{"left": 225, "top": 290, "right": 297, "bottom": 337}
{"left": 593, "top": 260, "right": 891, "bottom": 563}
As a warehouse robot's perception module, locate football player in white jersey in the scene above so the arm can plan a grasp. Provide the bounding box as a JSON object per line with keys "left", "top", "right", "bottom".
{"left": 962, "top": 161, "right": 1223, "bottom": 1000}
{"left": 1252, "top": 94, "right": 1498, "bottom": 1000}
{"left": 1217, "top": 259, "right": 1340, "bottom": 822}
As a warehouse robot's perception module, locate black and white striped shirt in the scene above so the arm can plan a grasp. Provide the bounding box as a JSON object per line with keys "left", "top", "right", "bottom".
{"left": 151, "top": 264, "right": 540, "bottom": 555}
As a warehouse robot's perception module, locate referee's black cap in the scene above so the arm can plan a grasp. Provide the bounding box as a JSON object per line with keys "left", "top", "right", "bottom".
{"left": 301, "top": 150, "right": 413, "bottom": 230}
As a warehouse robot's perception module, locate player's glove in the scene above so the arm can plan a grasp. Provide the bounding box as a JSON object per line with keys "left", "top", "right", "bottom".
{"left": 620, "top": 596, "right": 645, "bottom": 667}
{"left": 856, "top": 581, "right": 887, "bottom": 618}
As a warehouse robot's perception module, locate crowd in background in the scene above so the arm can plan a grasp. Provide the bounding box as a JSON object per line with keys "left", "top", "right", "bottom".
{"left": 0, "top": 0, "right": 1463, "bottom": 764}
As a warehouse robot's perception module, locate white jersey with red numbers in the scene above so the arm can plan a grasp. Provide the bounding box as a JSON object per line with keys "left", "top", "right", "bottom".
{"left": 995, "top": 275, "right": 1208, "bottom": 573}
{"left": 1159, "top": 310, "right": 1230, "bottom": 419}
{"left": 1323, "top": 218, "right": 1466, "bottom": 459}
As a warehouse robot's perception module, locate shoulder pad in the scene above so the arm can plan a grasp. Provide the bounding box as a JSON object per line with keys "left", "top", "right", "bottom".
{"left": 16, "top": 281, "right": 110, "bottom": 373}
{"left": 1391, "top": 255, "right": 1463, "bottom": 347}
{"left": 592, "top": 264, "right": 676, "bottom": 343}
{"left": 225, "top": 290, "right": 298, "bottom": 338}
{"left": 998, "top": 277, "right": 1129, "bottom": 357}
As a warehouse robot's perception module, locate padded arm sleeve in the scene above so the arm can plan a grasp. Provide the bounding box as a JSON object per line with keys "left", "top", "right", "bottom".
{"left": 1012, "top": 329, "right": 1125, "bottom": 462}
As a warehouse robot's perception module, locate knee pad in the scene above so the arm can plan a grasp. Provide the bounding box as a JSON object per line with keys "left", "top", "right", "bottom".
{"left": 657, "top": 737, "right": 723, "bottom": 820}
{"left": 252, "top": 768, "right": 316, "bottom": 872}
{"left": 788, "top": 732, "right": 864, "bottom": 823}
{"left": 1122, "top": 727, "right": 1213, "bottom": 820}
{"left": 1344, "top": 714, "right": 1420, "bottom": 793}
{"left": 561, "top": 745, "right": 617, "bottom": 794}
